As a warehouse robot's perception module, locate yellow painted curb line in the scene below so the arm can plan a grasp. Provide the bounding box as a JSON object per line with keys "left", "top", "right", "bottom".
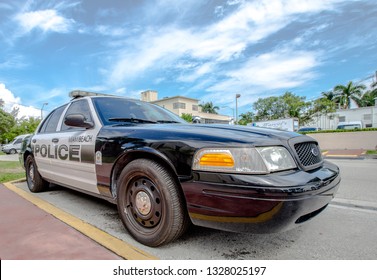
{"left": 325, "top": 154, "right": 358, "bottom": 158}
{"left": 3, "top": 180, "right": 158, "bottom": 260}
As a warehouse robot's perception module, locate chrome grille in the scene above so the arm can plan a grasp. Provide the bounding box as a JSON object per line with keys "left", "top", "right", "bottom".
{"left": 294, "top": 142, "right": 322, "bottom": 168}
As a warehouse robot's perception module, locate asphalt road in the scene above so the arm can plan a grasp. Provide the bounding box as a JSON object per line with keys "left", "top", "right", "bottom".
{"left": 12, "top": 158, "right": 377, "bottom": 259}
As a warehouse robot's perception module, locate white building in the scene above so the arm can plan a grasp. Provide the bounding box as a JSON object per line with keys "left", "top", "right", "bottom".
{"left": 141, "top": 90, "right": 232, "bottom": 124}
{"left": 307, "top": 105, "right": 377, "bottom": 129}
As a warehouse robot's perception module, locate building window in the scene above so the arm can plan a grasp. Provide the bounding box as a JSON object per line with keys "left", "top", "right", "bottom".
{"left": 339, "top": 116, "right": 346, "bottom": 122}
{"left": 173, "top": 102, "right": 186, "bottom": 109}
{"left": 192, "top": 105, "right": 198, "bottom": 111}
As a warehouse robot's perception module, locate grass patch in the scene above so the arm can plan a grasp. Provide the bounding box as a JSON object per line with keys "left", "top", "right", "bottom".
{"left": 366, "top": 150, "right": 377, "bottom": 155}
{"left": 0, "top": 161, "right": 25, "bottom": 183}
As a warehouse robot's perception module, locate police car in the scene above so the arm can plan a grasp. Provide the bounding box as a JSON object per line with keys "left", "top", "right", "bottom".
{"left": 22, "top": 90, "right": 340, "bottom": 247}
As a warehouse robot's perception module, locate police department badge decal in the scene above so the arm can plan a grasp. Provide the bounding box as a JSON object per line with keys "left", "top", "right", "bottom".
{"left": 95, "top": 151, "right": 102, "bottom": 165}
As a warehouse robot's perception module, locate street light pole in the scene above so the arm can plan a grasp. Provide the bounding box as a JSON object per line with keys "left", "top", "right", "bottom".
{"left": 41, "top": 102, "right": 48, "bottom": 119}
{"left": 235, "top": 94, "right": 241, "bottom": 124}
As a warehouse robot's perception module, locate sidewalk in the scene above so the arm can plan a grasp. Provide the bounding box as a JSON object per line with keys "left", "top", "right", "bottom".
{"left": 0, "top": 183, "right": 123, "bottom": 260}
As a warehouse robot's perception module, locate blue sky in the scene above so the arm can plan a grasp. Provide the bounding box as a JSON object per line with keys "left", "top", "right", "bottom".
{"left": 0, "top": 0, "right": 376, "bottom": 118}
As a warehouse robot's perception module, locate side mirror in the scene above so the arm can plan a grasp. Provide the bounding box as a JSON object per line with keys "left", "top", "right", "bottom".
{"left": 64, "top": 114, "right": 94, "bottom": 129}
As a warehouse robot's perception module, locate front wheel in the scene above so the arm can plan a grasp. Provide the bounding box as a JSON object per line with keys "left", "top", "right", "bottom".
{"left": 117, "top": 159, "right": 189, "bottom": 247}
{"left": 25, "top": 155, "right": 49, "bottom": 192}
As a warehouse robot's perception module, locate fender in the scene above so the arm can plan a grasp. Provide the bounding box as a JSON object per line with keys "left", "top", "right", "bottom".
{"left": 109, "top": 146, "right": 178, "bottom": 199}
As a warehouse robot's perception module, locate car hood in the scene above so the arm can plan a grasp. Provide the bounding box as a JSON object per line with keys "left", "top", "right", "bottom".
{"left": 99, "top": 123, "right": 308, "bottom": 148}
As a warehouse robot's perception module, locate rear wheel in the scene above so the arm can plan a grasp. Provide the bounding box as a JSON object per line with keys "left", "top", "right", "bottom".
{"left": 117, "top": 159, "right": 189, "bottom": 247}
{"left": 25, "top": 155, "right": 49, "bottom": 192}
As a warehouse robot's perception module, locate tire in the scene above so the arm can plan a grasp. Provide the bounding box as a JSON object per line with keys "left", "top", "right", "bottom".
{"left": 9, "top": 149, "right": 17, "bottom": 154}
{"left": 117, "top": 159, "right": 189, "bottom": 247}
{"left": 25, "top": 155, "right": 49, "bottom": 192}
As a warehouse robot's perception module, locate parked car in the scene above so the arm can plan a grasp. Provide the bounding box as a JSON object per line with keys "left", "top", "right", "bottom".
{"left": 298, "top": 127, "right": 321, "bottom": 133}
{"left": 20, "top": 90, "right": 340, "bottom": 247}
{"left": 2, "top": 134, "right": 30, "bottom": 154}
{"left": 336, "top": 121, "right": 363, "bottom": 130}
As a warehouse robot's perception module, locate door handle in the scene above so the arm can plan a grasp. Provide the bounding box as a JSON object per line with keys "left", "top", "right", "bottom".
{"left": 52, "top": 138, "right": 59, "bottom": 143}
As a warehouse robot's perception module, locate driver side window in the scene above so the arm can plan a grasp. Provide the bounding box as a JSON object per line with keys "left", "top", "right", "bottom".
{"left": 61, "top": 99, "right": 93, "bottom": 131}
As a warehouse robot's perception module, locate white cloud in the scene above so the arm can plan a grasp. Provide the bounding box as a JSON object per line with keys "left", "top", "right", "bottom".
{"left": 0, "top": 55, "right": 28, "bottom": 69}
{"left": 0, "top": 83, "right": 41, "bottom": 118}
{"left": 230, "top": 49, "right": 319, "bottom": 89}
{"left": 106, "top": 0, "right": 340, "bottom": 88}
{"left": 109, "top": 28, "right": 193, "bottom": 85}
{"left": 178, "top": 62, "right": 215, "bottom": 83}
{"left": 0, "top": 83, "right": 20, "bottom": 111}
{"left": 204, "top": 48, "right": 319, "bottom": 106}
{"left": 15, "top": 9, "right": 74, "bottom": 33}
{"left": 95, "top": 25, "right": 128, "bottom": 37}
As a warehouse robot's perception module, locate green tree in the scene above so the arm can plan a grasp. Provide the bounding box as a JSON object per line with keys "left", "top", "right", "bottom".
{"left": 358, "top": 90, "right": 377, "bottom": 107}
{"left": 199, "top": 102, "right": 219, "bottom": 114}
{"left": 0, "top": 109, "right": 16, "bottom": 143}
{"left": 252, "top": 96, "right": 281, "bottom": 121}
{"left": 180, "top": 113, "right": 192, "bottom": 123}
{"left": 333, "top": 81, "right": 366, "bottom": 109}
{"left": 321, "top": 91, "right": 337, "bottom": 101}
{"left": 0, "top": 100, "right": 41, "bottom": 143}
{"left": 311, "top": 98, "right": 337, "bottom": 115}
{"left": 252, "top": 92, "right": 310, "bottom": 124}
{"left": 0, "top": 100, "right": 16, "bottom": 143}
{"left": 280, "top": 92, "right": 310, "bottom": 118}
{"left": 238, "top": 111, "right": 254, "bottom": 125}
{"left": 304, "top": 97, "right": 337, "bottom": 125}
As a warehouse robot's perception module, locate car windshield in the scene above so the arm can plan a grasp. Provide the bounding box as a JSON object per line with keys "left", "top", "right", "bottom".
{"left": 92, "top": 97, "right": 186, "bottom": 125}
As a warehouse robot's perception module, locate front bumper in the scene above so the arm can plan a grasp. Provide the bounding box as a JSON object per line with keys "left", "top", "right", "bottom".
{"left": 181, "top": 160, "right": 340, "bottom": 233}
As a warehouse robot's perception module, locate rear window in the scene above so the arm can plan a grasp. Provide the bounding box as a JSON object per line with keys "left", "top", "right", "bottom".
{"left": 39, "top": 105, "right": 67, "bottom": 133}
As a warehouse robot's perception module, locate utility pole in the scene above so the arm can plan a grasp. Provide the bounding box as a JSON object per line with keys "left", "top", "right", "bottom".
{"left": 41, "top": 102, "right": 48, "bottom": 119}
{"left": 235, "top": 94, "right": 241, "bottom": 124}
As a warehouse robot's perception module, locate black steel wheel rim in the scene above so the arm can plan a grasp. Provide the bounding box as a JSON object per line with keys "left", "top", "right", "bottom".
{"left": 125, "top": 177, "right": 162, "bottom": 229}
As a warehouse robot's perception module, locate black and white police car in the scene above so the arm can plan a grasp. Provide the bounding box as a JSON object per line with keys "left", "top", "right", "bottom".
{"left": 21, "top": 90, "right": 340, "bottom": 247}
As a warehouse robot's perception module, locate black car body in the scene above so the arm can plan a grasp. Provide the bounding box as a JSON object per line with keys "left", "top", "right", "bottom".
{"left": 21, "top": 91, "right": 340, "bottom": 247}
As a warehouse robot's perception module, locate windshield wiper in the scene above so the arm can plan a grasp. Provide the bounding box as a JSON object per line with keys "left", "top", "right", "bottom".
{"left": 156, "top": 120, "right": 180, "bottom": 123}
{"left": 108, "top": 118, "right": 157, "bottom": 124}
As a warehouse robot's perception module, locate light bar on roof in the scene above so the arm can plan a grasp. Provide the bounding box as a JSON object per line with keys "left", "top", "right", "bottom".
{"left": 69, "top": 90, "right": 114, "bottom": 98}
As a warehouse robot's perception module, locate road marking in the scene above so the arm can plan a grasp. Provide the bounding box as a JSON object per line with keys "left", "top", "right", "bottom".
{"left": 3, "top": 181, "right": 158, "bottom": 260}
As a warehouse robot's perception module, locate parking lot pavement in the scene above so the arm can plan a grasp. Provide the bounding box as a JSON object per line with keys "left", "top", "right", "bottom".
{"left": 0, "top": 154, "right": 19, "bottom": 161}
{"left": 0, "top": 182, "right": 124, "bottom": 260}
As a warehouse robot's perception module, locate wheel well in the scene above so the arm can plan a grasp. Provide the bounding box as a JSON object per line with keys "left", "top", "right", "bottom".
{"left": 111, "top": 151, "right": 181, "bottom": 198}
{"left": 23, "top": 150, "right": 32, "bottom": 168}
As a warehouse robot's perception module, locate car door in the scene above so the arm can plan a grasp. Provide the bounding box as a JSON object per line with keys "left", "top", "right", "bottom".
{"left": 51, "top": 98, "right": 101, "bottom": 194}
{"left": 32, "top": 104, "right": 68, "bottom": 180}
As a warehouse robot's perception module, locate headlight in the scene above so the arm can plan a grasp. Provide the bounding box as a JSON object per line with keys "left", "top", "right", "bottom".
{"left": 193, "top": 146, "right": 296, "bottom": 174}
{"left": 255, "top": 146, "right": 296, "bottom": 172}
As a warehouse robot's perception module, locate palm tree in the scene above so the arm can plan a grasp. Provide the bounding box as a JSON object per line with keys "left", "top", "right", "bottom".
{"left": 359, "top": 90, "right": 377, "bottom": 107}
{"left": 321, "top": 91, "right": 336, "bottom": 101}
{"left": 199, "top": 102, "right": 219, "bottom": 114}
{"left": 333, "top": 81, "right": 366, "bottom": 109}
{"left": 238, "top": 111, "right": 254, "bottom": 125}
